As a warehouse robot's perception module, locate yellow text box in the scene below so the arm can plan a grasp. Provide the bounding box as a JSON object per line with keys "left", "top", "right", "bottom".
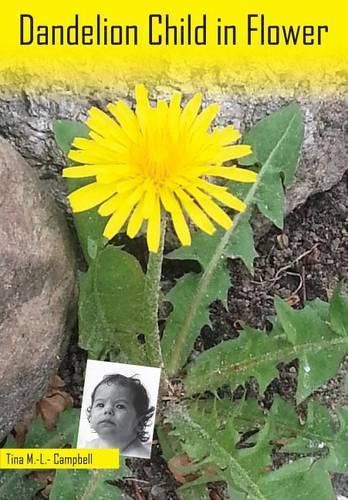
{"left": 0, "top": 449, "right": 119, "bottom": 469}
{"left": 0, "top": 0, "right": 346, "bottom": 87}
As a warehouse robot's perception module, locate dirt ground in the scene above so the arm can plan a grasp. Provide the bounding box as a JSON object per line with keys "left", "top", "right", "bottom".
{"left": 58, "top": 172, "right": 348, "bottom": 499}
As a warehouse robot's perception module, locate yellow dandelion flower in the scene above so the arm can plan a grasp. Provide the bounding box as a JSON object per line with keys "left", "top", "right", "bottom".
{"left": 63, "top": 85, "right": 257, "bottom": 253}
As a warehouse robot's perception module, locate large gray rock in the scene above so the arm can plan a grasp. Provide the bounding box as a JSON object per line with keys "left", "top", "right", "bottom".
{"left": 0, "top": 139, "right": 77, "bottom": 440}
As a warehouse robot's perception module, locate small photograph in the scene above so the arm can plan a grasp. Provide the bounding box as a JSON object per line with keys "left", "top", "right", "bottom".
{"left": 77, "top": 359, "right": 161, "bottom": 459}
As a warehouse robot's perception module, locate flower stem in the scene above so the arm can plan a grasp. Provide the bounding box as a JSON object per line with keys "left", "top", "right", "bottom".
{"left": 143, "top": 215, "right": 166, "bottom": 370}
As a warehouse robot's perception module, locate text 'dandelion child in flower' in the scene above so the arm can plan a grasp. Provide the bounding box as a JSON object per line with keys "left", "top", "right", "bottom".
{"left": 63, "top": 85, "right": 257, "bottom": 253}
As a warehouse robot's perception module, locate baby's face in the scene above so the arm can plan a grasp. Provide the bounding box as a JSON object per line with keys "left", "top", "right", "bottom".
{"left": 90, "top": 382, "right": 140, "bottom": 444}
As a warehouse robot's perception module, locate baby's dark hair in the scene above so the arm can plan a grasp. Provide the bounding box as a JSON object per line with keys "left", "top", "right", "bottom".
{"left": 87, "top": 374, "right": 155, "bottom": 442}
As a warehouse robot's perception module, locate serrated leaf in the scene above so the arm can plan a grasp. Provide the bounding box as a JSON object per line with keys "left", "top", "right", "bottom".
{"left": 162, "top": 261, "right": 231, "bottom": 372}
{"left": 184, "top": 327, "right": 286, "bottom": 396}
{"left": 257, "top": 459, "right": 336, "bottom": 500}
{"left": 157, "top": 426, "right": 211, "bottom": 500}
{"left": 196, "top": 395, "right": 348, "bottom": 476}
{"left": 25, "top": 409, "right": 79, "bottom": 448}
{"left": 69, "top": 198, "right": 108, "bottom": 265}
{"left": 269, "top": 399, "right": 348, "bottom": 473}
{"left": 54, "top": 119, "right": 107, "bottom": 264}
{"left": 274, "top": 298, "right": 347, "bottom": 402}
{"left": 167, "top": 405, "right": 272, "bottom": 500}
{"left": 227, "top": 487, "right": 248, "bottom": 500}
{"left": 167, "top": 228, "right": 225, "bottom": 269}
{"left": 200, "top": 396, "right": 348, "bottom": 476}
{"left": 157, "top": 426, "right": 182, "bottom": 462}
{"left": 240, "top": 103, "right": 304, "bottom": 187}
{"left": 255, "top": 173, "right": 284, "bottom": 229}
{"left": 178, "top": 483, "right": 210, "bottom": 500}
{"left": 268, "top": 397, "right": 335, "bottom": 454}
{"left": 323, "top": 408, "right": 348, "bottom": 473}
{"left": 269, "top": 398, "right": 324, "bottom": 450}
{"left": 224, "top": 217, "right": 258, "bottom": 272}
{"left": 193, "top": 397, "right": 266, "bottom": 435}
{"left": 0, "top": 470, "right": 40, "bottom": 500}
{"left": 168, "top": 398, "right": 340, "bottom": 499}
{"left": 50, "top": 470, "right": 121, "bottom": 500}
{"left": 185, "top": 297, "right": 348, "bottom": 399}
{"left": 273, "top": 296, "right": 302, "bottom": 344}
{"left": 79, "top": 246, "right": 146, "bottom": 364}
{"left": 79, "top": 268, "right": 116, "bottom": 359}
{"left": 329, "top": 286, "right": 348, "bottom": 337}
{"left": 93, "top": 246, "right": 144, "bottom": 333}
{"left": 50, "top": 460, "right": 130, "bottom": 500}
{"left": 162, "top": 104, "right": 304, "bottom": 376}
{"left": 168, "top": 218, "right": 257, "bottom": 274}
{"left": 306, "top": 298, "right": 330, "bottom": 320}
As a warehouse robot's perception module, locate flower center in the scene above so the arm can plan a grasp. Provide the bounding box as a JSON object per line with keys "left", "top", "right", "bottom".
{"left": 131, "top": 127, "right": 187, "bottom": 188}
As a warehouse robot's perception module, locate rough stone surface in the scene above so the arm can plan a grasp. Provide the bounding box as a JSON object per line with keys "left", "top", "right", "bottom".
{"left": 0, "top": 139, "right": 77, "bottom": 440}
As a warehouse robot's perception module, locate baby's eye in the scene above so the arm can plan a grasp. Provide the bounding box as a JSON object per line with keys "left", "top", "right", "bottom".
{"left": 115, "top": 404, "right": 126, "bottom": 410}
{"left": 96, "top": 403, "right": 104, "bottom": 408}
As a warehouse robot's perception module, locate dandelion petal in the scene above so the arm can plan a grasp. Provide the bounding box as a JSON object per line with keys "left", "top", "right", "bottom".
{"left": 160, "top": 188, "right": 191, "bottom": 246}
{"left": 127, "top": 198, "right": 145, "bottom": 238}
{"left": 107, "top": 101, "right": 141, "bottom": 143}
{"left": 98, "top": 192, "right": 128, "bottom": 216}
{"left": 68, "top": 182, "right": 116, "bottom": 212}
{"left": 147, "top": 195, "right": 161, "bottom": 253}
{"left": 217, "top": 145, "right": 253, "bottom": 162}
{"left": 103, "top": 202, "right": 137, "bottom": 240}
{"left": 63, "top": 166, "right": 99, "bottom": 178}
{"left": 197, "top": 179, "right": 246, "bottom": 212}
{"left": 187, "top": 186, "right": 233, "bottom": 230}
{"left": 210, "top": 126, "right": 241, "bottom": 145}
{"left": 207, "top": 166, "right": 257, "bottom": 183}
{"left": 191, "top": 103, "right": 220, "bottom": 135}
{"left": 181, "top": 93, "right": 202, "bottom": 131}
{"left": 175, "top": 187, "right": 215, "bottom": 235}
